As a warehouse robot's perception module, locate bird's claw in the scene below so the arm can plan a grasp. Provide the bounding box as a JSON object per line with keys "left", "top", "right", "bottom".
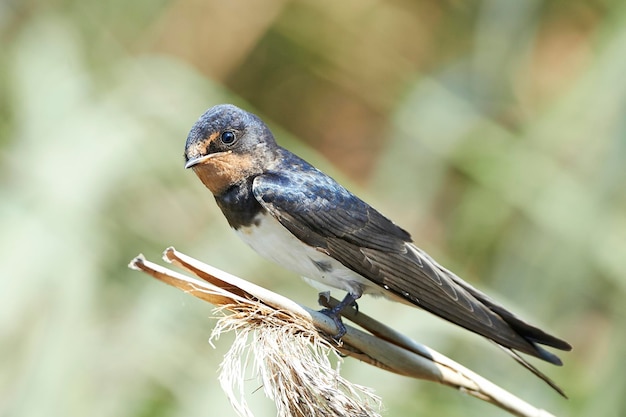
{"left": 318, "top": 291, "right": 332, "bottom": 308}
{"left": 317, "top": 291, "right": 359, "bottom": 313}
{"left": 317, "top": 292, "right": 361, "bottom": 340}
{"left": 320, "top": 308, "right": 347, "bottom": 340}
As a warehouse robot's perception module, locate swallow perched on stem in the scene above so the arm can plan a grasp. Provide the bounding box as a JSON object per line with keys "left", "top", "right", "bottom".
{"left": 184, "top": 104, "right": 571, "bottom": 395}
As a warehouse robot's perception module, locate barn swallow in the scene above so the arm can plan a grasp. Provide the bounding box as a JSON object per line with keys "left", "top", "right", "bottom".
{"left": 184, "top": 104, "right": 571, "bottom": 395}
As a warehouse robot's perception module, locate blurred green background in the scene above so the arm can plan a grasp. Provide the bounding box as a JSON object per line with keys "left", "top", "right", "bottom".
{"left": 1, "top": 0, "right": 625, "bottom": 416}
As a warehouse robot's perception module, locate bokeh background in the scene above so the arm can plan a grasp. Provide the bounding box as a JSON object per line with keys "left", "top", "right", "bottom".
{"left": 1, "top": 0, "right": 625, "bottom": 416}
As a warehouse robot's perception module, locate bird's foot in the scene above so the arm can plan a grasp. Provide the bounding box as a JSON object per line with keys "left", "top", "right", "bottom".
{"left": 320, "top": 308, "right": 348, "bottom": 340}
{"left": 318, "top": 292, "right": 360, "bottom": 340}
{"left": 317, "top": 292, "right": 360, "bottom": 312}
{"left": 318, "top": 291, "right": 332, "bottom": 307}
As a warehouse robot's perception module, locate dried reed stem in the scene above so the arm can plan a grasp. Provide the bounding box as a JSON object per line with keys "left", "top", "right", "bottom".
{"left": 129, "top": 247, "right": 557, "bottom": 417}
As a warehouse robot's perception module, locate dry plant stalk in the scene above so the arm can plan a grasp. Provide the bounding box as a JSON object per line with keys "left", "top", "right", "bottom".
{"left": 129, "top": 247, "right": 558, "bottom": 417}
{"left": 211, "top": 303, "right": 381, "bottom": 417}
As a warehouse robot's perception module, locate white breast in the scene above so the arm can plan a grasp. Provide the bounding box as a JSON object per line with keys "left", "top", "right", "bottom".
{"left": 235, "top": 213, "right": 387, "bottom": 298}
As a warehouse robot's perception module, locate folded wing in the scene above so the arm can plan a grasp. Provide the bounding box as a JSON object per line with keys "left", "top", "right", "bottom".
{"left": 252, "top": 168, "right": 571, "bottom": 367}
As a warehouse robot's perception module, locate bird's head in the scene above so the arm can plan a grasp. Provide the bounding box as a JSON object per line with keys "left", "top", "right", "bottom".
{"left": 184, "top": 104, "right": 277, "bottom": 195}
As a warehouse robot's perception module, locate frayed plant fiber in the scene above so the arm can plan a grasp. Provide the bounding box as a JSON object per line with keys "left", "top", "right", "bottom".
{"left": 210, "top": 303, "right": 382, "bottom": 417}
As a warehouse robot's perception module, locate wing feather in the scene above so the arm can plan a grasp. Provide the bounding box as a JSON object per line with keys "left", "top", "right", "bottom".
{"left": 252, "top": 167, "right": 570, "bottom": 363}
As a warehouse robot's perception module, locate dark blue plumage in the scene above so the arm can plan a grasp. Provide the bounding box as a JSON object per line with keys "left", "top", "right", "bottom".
{"left": 184, "top": 104, "right": 571, "bottom": 396}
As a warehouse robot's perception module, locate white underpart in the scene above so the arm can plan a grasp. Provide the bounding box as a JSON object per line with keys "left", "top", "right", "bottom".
{"left": 235, "top": 213, "right": 389, "bottom": 298}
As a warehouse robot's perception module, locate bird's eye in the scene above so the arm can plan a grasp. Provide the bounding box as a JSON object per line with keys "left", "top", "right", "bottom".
{"left": 220, "top": 131, "right": 236, "bottom": 145}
